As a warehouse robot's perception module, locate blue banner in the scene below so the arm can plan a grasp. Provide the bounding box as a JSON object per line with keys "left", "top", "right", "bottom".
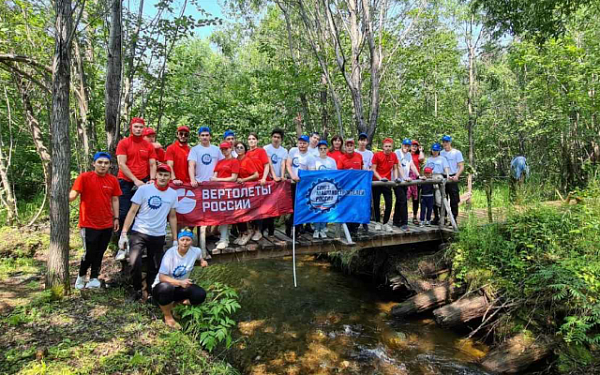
{"left": 293, "top": 170, "right": 373, "bottom": 225}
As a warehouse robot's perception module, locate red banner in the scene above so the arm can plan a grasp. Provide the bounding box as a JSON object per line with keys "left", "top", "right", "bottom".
{"left": 173, "top": 180, "right": 293, "bottom": 226}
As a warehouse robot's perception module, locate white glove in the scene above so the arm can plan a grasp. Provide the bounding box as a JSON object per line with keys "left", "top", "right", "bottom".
{"left": 172, "top": 240, "right": 178, "bottom": 248}
{"left": 118, "top": 235, "right": 129, "bottom": 250}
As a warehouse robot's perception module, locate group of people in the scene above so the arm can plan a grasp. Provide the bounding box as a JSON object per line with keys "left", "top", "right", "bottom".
{"left": 69, "top": 116, "right": 464, "bottom": 328}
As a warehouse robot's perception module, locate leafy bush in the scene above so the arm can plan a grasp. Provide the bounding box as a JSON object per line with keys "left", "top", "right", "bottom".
{"left": 175, "top": 282, "right": 241, "bottom": 352}
{"left": 449, "top": 184, "right": 600, "bottom": 371}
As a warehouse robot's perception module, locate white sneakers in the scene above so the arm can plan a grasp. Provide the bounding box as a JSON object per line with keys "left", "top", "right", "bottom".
{"left": 75, "top": 276, "right": 101, "bottom": 290}
{"left": 374, "top": 223, "right": 394, "bottom": 232}
{"left": 385, "top": 224, "right": 394, "bottom": 232}
{"left": 115, "top": 248, "right": 128, "bottom": 261}
{"left": 375, "top": 224, "right": 382, "bottom": 231}
{"left": 75, "top": 275, "right": 87, "bottom": 290}
{"left": 216, "top": 241, "right": 228, "bottom": 250}
{"left": 251, "top": 230, "right": 263, "bottom": 241}
{"left": 313, "top": 229, "right": 328, "bottom": 239}
{"left": 313, "top": 231, "right": 320, "bottom": 239}
{"left": 238, "top": 232, "right": 252, "bottom": 246}
{"left": 86, "top": 278, "right": 101, "bottom": 289}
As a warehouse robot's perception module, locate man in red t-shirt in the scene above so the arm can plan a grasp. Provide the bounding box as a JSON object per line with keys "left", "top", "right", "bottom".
{"left": 337, "top": 138, "right": 363, "bottom": 170}
{"left": 246, "top": 132, "right": 270, "bottom": 241}
{"left": 116, "top": 117, "right": 157, "bottom": 232}
{"left": 70, "top": 152, "right": 122, "bottom": 290}
{"left": 143, "top": 127, "right": 166, "bottom": 163}
{"left": 165, "top": 126, "right": 191, "bottom": 185}
{"left": 371, "top": 138, "right": 400, "bottom": 231}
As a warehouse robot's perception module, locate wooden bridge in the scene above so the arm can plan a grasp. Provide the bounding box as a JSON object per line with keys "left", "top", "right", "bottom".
{"left": 188, "top": 179, "right": 458, "bottom": 263}
{"left": 206, "top": 222, "right": 454, "bottom": 263}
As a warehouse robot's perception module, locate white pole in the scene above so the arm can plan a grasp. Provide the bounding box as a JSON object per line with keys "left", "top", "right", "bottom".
{"left": 342, "top": 223, "right": 355, "bottom": 245}
{"left": 292, "top": 226, "right": 297, "bottom": 287}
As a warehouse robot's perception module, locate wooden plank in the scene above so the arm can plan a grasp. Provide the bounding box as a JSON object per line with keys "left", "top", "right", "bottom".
{"left": 256, "top": 236, "right": 275, "bottom": 250}
{"left": 273, "top": 229, "right": 293, "bottom": 245}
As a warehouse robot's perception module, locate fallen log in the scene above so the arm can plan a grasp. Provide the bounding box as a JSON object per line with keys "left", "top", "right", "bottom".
{"left": 481, "top": 333, "right": 554, "bottom": 374}
{"left": 433, "top": 295, "right": 490, "bottom": 328}
{"left": 391, "top": 284, "right": 464, "bottom": 318}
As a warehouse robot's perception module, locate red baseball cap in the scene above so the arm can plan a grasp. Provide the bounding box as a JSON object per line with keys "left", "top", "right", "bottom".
{"left": 412, "top": 140, "right": 419, "bottom": 145}
{"left": 383, "top": 137, "right": 394, "bottom": 145}
{"left": 130, "top": 117, "right": 145, "bottom": 126}
{"left": 177, "top": 126, "right": 190, "bottom": 133}
{"left": 219, "top": 142, "right": 232, "bottom": 149}
{"left": 156, "top": 164, "right": 172, "bottom": 174}
{"left": 143, "top": 127, "right": 156, "bottom": 136}
{"left": 424, "top": 167, "right": 433, "bottom": 174}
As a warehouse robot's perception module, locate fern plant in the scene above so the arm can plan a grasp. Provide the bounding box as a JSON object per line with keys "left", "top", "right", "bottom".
{"left": 175, "top": 282, "right": 241, "bottom": 352}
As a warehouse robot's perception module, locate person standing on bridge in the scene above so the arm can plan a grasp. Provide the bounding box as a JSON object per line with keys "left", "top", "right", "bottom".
{"left": 425, "top": 143, "right": 450, "bottom": 226}
{"left": 222, "top": 130, "right": 237, "bottom": 158}
{"left": 393, "top": 139, "right": 421, "bottom": 231}
{"left": 441, "top": 135, "right": 464, "bottom": 223}
{"left": 165, "top": 126, "right": 191, "bottom": 186}
{"left": 71, "top": 152, "right": 122, "bottom": 290}
{"left": 307, "top": 131, "right": 321, "bottom": 158}
{"left": 286, "top": 135, "right": 316, "bottom": 237}
{"left": 313, "top": 140, "right": 338, "bottom": 239}
{"left": 119, "top": 164, "right": 179, "bottom": 302}
{"left": 371, "top": 138, "right": 400, "bottom": 232}
{"left": 410, "top": 140, "right": 425, "bottom": 224}
{"left": 188, "top": 126, "right": 224, "bottom": 187}
{"left": 152, "top": 229, "right": 208, "bottom": 330}
{"left": 338, "top": 138, "right": 364, "bottom": 235}
{"left": 419, "top": 167, "right": 435, "bottom": 227}
{"left": 211, "top": 142, "right": 240, "bottom": 250}
{"left": 116, "top": 117, "right": 157, "bottom": 235}
{"left": 233, "top": 141, "right": 260, "bottom": 246}
{"left": 327, "top": 135, "right": 345, "bottom": 165}
{"left": 263, "top": 128, "right": 288, "bottom": 238}
{"left": 356, "top": 133, "right": 374, "bottom": 233}
{"left": 143, "top": 127, "right": 166, "bottom": 163}
{"left": 247, "top": 133, "right": 271, "bottom": 242}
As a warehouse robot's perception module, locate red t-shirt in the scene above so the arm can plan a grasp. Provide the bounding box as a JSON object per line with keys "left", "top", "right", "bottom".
{"left": 155, "top": 147, "right": 166, "bottom": 163}
{"left": 72, "top": 172, "right": 122, "bottom": 229}
{"left": 214, "top": 158, "right": 240, "bottom": 178}
{"left": 411, "top": 152, "right": 421, "bottom": 171}
{"left": 337, "top": 152, "right": 363, "bottom": 170}
{"left": 238, "top": 156, "right": 258, "bottom": 179}
{"left": 247, "top": 148, "right": 269, "bottom": 178}
{"left": 372, "top": 151, "right": 398, "bottom": 180}
{"left": 327, "top": 150, "right": 345, "bottom": 164}
{"left": 116, "top": 136, "right": 157, "bottom": 181}
{"left": 165, "top": 141, "right": 191, "bottom": 183}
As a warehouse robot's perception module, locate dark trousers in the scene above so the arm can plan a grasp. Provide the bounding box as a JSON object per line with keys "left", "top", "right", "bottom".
{"left": 446, "top": 180, "right": 460, "bottom": 220}
{"left": 393, "top": 185, "right": 408, "bottom": 226}
{"left": 372, "top": 186, "right": 393, "bottom": 224}
{"left": 261, "top": 217, "right": 275, "bottom": 236}
{"left": 347, "top": 223, "right": 360, "bottom": 233}
{"left": 152, "top": 282, "right": 207, "bottom": 306}
{"left": 79, "top": 227, "right": 113, "bottom": 278}
{"left": 420, "top": 196, "right": 434, "bottom": 222}
{"left": 129, "top": 231, "right": 165, "bottom": 293}
{"left": 412, "top": 189, "right": 420, "bottom": 218}
{"left": 118, "top": 178, "right": 148, "bottom": 236}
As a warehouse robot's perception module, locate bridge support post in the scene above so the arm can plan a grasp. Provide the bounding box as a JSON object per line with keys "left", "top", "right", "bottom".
{"left": 440, "top": 180, "right": 447, "bottom": 230}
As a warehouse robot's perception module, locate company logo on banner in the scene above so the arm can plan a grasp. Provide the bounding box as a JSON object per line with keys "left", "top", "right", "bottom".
{"left": 294, "top": 170, "right": 373, "bottom": 225}
{"left": 173, "top": 180, "right": 293, "bottom": 226}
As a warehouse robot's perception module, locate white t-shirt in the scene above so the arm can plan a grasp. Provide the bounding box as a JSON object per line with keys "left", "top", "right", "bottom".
{"left": 188, "top": 144, "right": 224, "bottom": 182}
{"left": 152, "top": 246, "right": 203, "bottom": 288}
{"left": 441, "top": 149, "right": 464, "bottom": 175}
{"left": 425, "top": 156, "right": 450, "bottom": 175}
{"left": 131, "top": 184, "right": 178, "bottom": 236}
{"left": 307, "top": 145, "right": 319, "bottom": 158}
{"left": 288, "top": 147, "right": 316, "bottom": 176}
{"left": 395, "top": 149, "right": 413, "bottom": 178}
{"left": 315, "top": 156, "right": 338, "bottom": 171}
{"left": 264, "top": 144, "right": 289, "bottom": 178}
{"left": 356, "top": 149, "right": 374, "bottom": 170}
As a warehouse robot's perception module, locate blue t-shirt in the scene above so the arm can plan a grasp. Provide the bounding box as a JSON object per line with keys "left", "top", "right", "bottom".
{"left": 425, "top": 156, "right": 449, "bottom": 174}
{"left": 441, "top": 149, "right": 464, "bottom": 175}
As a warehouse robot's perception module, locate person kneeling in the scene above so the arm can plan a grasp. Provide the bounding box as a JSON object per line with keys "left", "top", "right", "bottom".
{"left": 152, "top": 229, "right": 208, "bottom": 329}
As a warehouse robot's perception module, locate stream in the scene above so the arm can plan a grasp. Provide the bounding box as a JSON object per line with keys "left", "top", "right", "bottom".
{"left": 195, "top": 254, "right": 490, "bottom": 375}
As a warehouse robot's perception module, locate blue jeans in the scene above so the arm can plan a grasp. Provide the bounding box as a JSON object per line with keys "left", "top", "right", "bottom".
{"left": 314, "top": 222, "right": 327, "bottom": 231}
{"left": 420, "top": 195, "right": 434, "bottom": 222}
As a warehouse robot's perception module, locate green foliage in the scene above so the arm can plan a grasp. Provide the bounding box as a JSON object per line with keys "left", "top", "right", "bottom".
{"left": 176, "top": 282, "right": 241, "bottom": 352}
{"left": 449, "top": 181, "right": 600, "bottom": 371}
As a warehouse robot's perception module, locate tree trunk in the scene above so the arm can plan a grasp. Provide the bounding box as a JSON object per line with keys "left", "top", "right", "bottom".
{"left": 122, "top": 0, "right": 144, "bottom": 121}
{"left": 1, "top": 89, "right": 19, "bottom": 224}
{"left": 391, "top": 284, "right": 464, "bottom": 318}
{"left": 73, "top": 39, "right": 91, "bottom": 168}
{"left": 481, "top": 334, "right": 554, "bottom": 374}
{"left": 46, "top": 0, "right": 73, "bottom": 292}
{"left": 433, "top": 295, "right": 490, "bottom": 328}
{"left": 15, "top": 78, "right": 51, "bottom": 187}
{"left": 320, "top": 74, "right": 329, "bottom": 135}
{"left": 467, "top": 41, "right": 475, "bottom": 203}
{"left": 105, "top": 0, "right": 123, "bottom": 155}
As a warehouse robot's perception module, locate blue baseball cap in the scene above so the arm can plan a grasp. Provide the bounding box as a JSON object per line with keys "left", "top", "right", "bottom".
{"left": 177, "top": 230, "right": 194, "bottom": 240}
{"left": 223, "top": 130, "right": 235, "bottom": 139}
{"left": 298, "top": 135, "right": 309, "bottom": 143}
{"left": 358, "top": 132, "right": 368, "bottom": 140}
{"left": 402, "top": 138, "right": 412, "bottom": 146}
{"left": 93, "top": 152, "right": 111, "bottom": 162}
{"left": 198, "top": 126, "right": 211, "bottom": 134}
{"left": 442, "top": 135, "right": 452, "bottom": 142}
{"left": 317, "top": 140, "right": 328, "bottom": 147}
{"left": 432, "top": 143, "right": 442, "bottom": 151}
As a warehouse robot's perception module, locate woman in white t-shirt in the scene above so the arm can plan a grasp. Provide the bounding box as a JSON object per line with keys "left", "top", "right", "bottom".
{"left": 314, "top": 140, "right": 337, "bottom": 238}
{"left": 152, "top": 229, "right": 208, "bottom": 329}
